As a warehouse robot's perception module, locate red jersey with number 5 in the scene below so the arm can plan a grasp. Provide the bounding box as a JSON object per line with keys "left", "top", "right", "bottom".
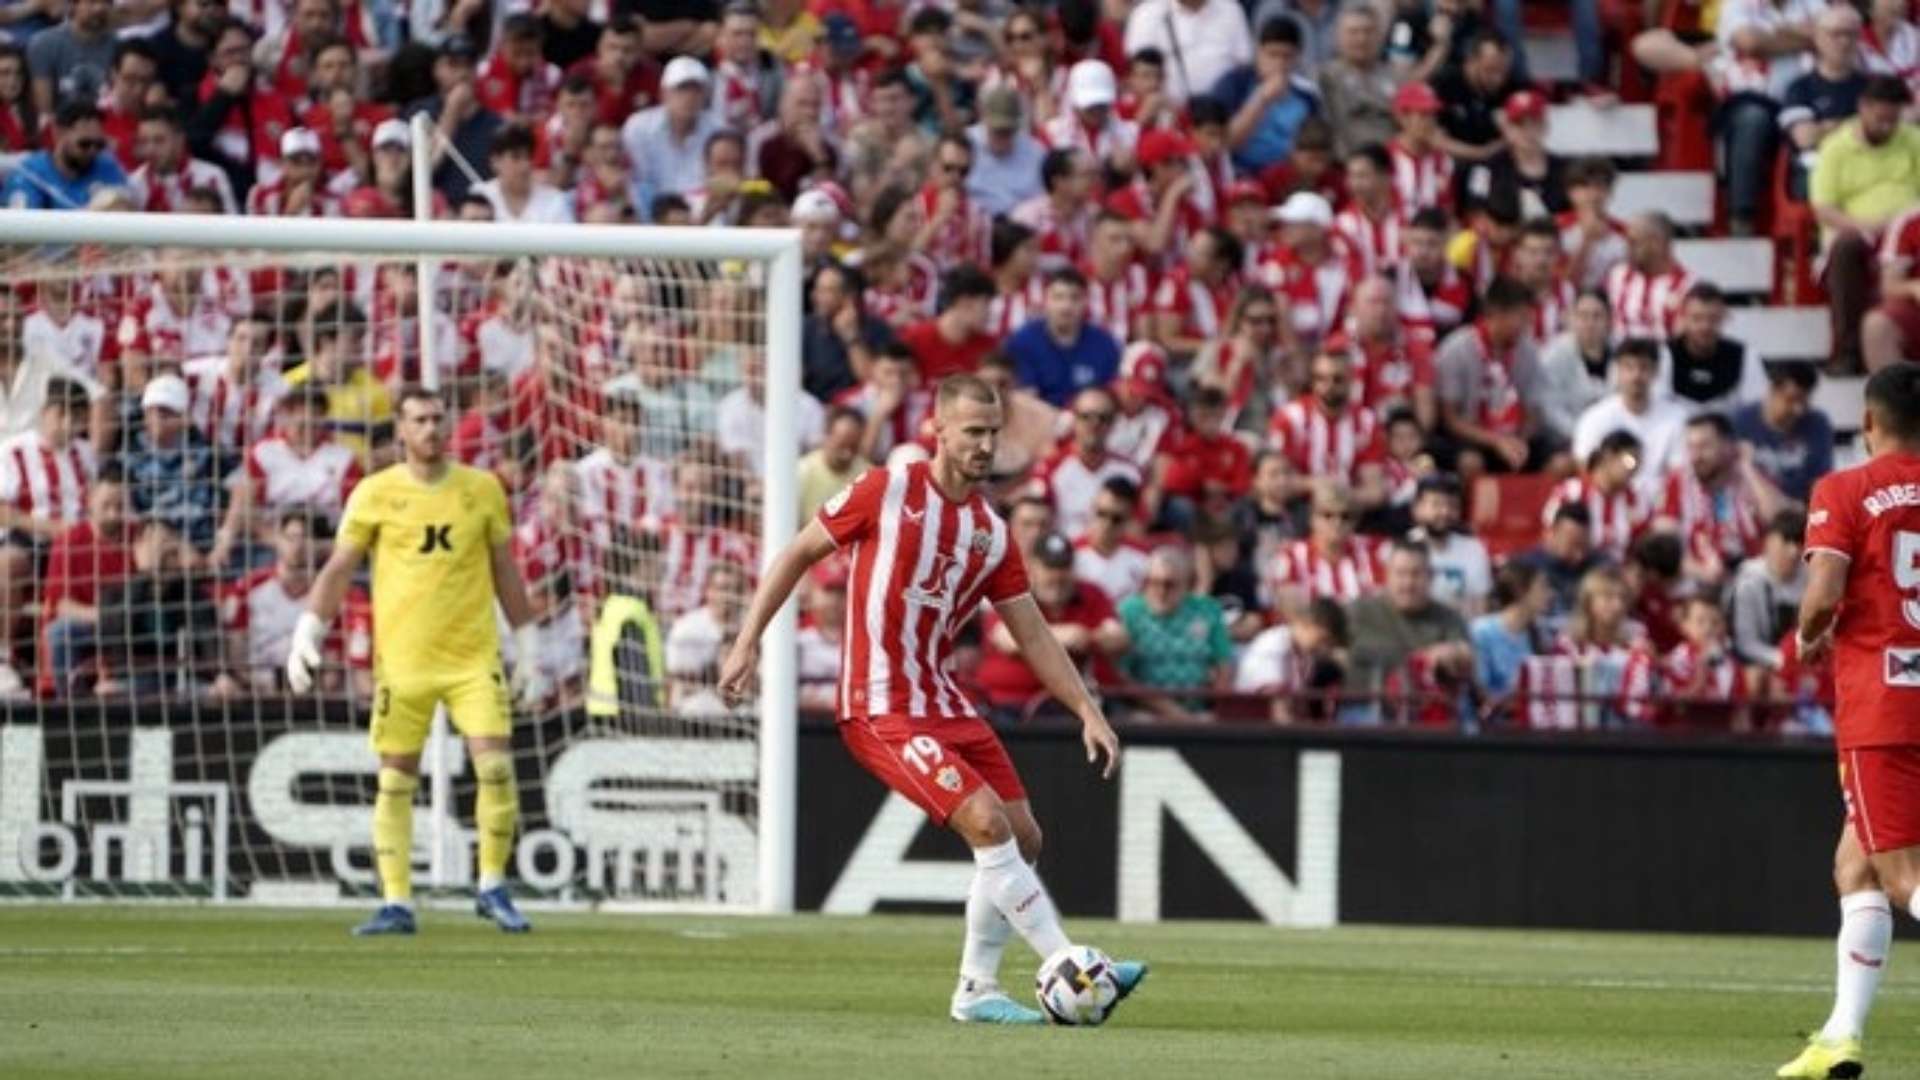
{"left": 1804, "top": 451, "right": 1920, "bottom": 748}
{"left": 819, "top": 460, "right": 1031, "bottom": 722}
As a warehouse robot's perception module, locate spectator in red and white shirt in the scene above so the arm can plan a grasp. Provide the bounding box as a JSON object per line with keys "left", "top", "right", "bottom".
{"left": 986, "top": 221, "right": 1048, "bottom": 340}
{"left": 303, "top": 38, "right": 390, "bottom": 180}
{"left": 900, "top": 264, "right": 998, "bottom": 381}
{"left": 574, "top": 388, "right": 673, "bottom": 558}
{"left": 1333, "top": 143, "right": 1404, "bottom": 277}
{"left": 1108, "top": 342, "right": 1178, "bottom": 470}
{"left": 1081, "top": 212, "right": 1152, "bottom": 343}
{"left": 38, "top": 469, "right": 133, "bottom": 697}
{"left": 0, "top": 380, "right": 93, "bottom": 697}
{"left": 836, "top": 343, "right": 934, "bottom": 462}
{"left": 652, "top": 459, "right": 757, "bottom": 617}
{"left": 1261, "top": 191, "right": 1365, "bottom": 349}
{"left": 478, "top": 14, "right": 564, "bottom": 124}
{"left": 1031, "top": 385, "right": 1144, "bottom": 538}
{"left": 1150, "top": 384, "right": 1253, "bottom": 530}
{"left": 183, "top": 312, "right": 285, "bottom": 459}
{"left": 1434, "top": 277, "right": 1544, "bottom": 474}
{"left": 1042, "top": 59, "right": 1139, "bottom": 169}
{"left": 1658, "top": 595, "right": 1748, "bottom": 728}
{"left": 1513, "top": 217, "right": 1578, "bottom": 345}
{"left": 116, "top": 259, "right": 250, "bottom": 369}
{"left": 1393, "top": 206, "right": 1473, "bottom": 346}
{"left": 192, "top": 20, "right": 299, "bottom": 197}
{"left": 1190, "top": 287, "right": 1284, "bottom": 424}
{"left": 1863, "top": 201, "right": 1920, "bottom": 369}
{"left": 1266, "top": 479, "right": 1385, "bottom": 611}
{"left": 977, "top": 531, "right": 1129, "bottom": 718}
{"left": 128, "top": 109, "right": 239, "bottom": 215}
{"left": 1386, "top": 81, "right": 1453, "bottom": 215}
{"left": 913, "top": 133, "right": 994, "bottom": 271}
{"left": 1152, "top": 225, "right": 1244, "bottom": 355}
{"left": 1342, "top": 275, "right": 1437, "bottom": 430}
{"left": 20, "top": 276, "right": 106, "bottom": 384}
{"left": 100, "top": 40, "right": 159, "bottom": 168}
{"left": 1655, "top": 411, "right": 1785, "bottom": 588}
{"left": 1544, "top": 429, "right": 1652, "bottom": 563}
{"left": 1268, "top": 344, "right": 1388, "bottom": 508}
{"left": 1010, "top": 148, "right": 1099, "bottom": 273}
{"left": 1559, "top": 156, "right": 1628, "bottom": 291}
{"left": 211, "top": 386, "right": 361, "bottom": 567}
{"left": 568, "top": 14, "right": 659, "bottom": 128}
{"left": 1073, "top": 475, "right": 1153, "bottom": 598}
{"left": 214, "top": 507, "right": 371, "bottom": 696}
{"left": 1606, "top": 211, "right": 1696, "bottom": 341}
{"left": 1106, "top": 127, "right": 1208, "bottom": 264}
{"left": 245, "top": 128, "right": 342, "bottom": 217}
{"left": 710, "top": 3, "right": 783, "bottom": 132}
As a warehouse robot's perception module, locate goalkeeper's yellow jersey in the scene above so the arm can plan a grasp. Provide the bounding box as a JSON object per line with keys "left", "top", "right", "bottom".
{"left": 338, "top": 462, "right": 511, "bottom": 682}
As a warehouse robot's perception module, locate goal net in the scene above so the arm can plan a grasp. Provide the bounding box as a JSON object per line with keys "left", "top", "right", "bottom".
{"left": 0, "top": 212, "right": 802, "bottom": 913}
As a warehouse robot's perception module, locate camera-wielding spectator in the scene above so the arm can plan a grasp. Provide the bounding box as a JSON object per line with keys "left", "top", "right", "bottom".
{"left": 978, "top": 532, "right": 1128, "bottom": 722}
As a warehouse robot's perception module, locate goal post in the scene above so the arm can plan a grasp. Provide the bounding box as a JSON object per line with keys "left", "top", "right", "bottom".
{"left": 0, "top": 209, "right": 802, "bottom": 914}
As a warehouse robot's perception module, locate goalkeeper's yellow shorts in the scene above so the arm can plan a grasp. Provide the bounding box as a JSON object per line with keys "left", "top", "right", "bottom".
{"left": 369, "top": 667, "right": 512, "bottom": 755}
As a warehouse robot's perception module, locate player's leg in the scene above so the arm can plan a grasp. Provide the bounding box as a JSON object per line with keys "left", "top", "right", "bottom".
{"left": 448, "top": 669, "right": 529, "bottom": 932}
{"left": 1823, "top": 826, "right": 1891, "bottom": 1044}
{"left": 955, "top": 797, "right": 1035, "bottom": 1008}
{"left": 356, "top": 681, "right": 433, "bottom": 936}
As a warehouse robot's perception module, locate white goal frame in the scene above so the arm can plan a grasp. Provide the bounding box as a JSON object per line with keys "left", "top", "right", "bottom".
{"left": 0, "top": 207, "right": 805, "bottom": 915}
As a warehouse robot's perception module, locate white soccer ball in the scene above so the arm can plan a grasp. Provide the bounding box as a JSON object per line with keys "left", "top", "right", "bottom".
{"left": 1034, "top": 944, "right": 1121, "bottom": 1026}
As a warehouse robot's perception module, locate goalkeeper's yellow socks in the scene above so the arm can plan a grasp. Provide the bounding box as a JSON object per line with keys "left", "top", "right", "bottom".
{"left": 372, "top": 767, "right": 418, "bottom": 905}
{"left": 473, "top": 750, "right": 519, "bottom": 892}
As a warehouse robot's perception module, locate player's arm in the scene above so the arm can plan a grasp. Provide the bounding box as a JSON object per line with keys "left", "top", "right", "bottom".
{"left": 994, "top": 593, "right": 1121, "bottom": 778}
{"left": 491, "top": 539, "right": 551, "bottom": 706}
{"left": 718, "top": 517, "right": 839, "bottom": 705}
{"left": 286, "top": 537, "right": 367, "bottom": 692}
{"left": 1795, "top": 550, "right": 1850, "bottom": 664}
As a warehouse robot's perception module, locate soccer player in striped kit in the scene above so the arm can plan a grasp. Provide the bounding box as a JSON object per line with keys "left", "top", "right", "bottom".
{"left": 719, "top": 374, "right": 1147, "bottom": 1025}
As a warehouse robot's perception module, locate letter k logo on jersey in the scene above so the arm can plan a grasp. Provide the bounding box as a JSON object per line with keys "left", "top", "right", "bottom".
{"left": 418, "top": 524, "right": 453, "bottom": 554}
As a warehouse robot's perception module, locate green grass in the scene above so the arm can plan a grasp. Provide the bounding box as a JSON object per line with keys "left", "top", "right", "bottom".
{"left": 0, "top": 907, "right": 1911, "bottom": 1079}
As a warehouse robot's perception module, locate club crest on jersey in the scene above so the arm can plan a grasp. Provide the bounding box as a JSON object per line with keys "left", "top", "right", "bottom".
{"left": 935, "top": 765, "right": 963, "bottom": 792}
{"left": 972, "top": 531, "right": 991, "bottom": 554}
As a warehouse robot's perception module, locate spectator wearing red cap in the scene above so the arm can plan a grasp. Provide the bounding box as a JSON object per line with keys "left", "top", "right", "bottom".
{"left": 976, "top": 530, "right": 1128, "bottom": 722}
{"left": 1459, "top": 88, "right": 1567, "bottom": 219}
{"left": 1153, "top": 225, "right": 1245, "bottom": 356}
{"left": 1333, "top": 143, "right": 1404, "bottom": 278}
{"left": 1103, "top": 342, "right": 1173, "bottom": 465}
{"left": 1012, "top": 148, "right": 1100, "bottom": 273}
{"left": 1318, "top": 5, "right": 1400, "bottom": 156}
{"left": 1106, "top": 127, "right": 1207, "bottom": 262}
{"left": 1005, "top": 268, "right": 1122, "bottom": 408}
{"left": 1260, "top": 191, "right": 1364, "bottom": 349}
{"left": 1032, "top": 385, "right": 1144, "bottom": 538}
{"left": 1429, "top": 29, "right": 1524, "bottom": 163}
{"left": 1386, "top": 80, "right": 1454, "bottom": 214}
{"left": 1214, "top": 17, "right": 1322, "bottom": 172}
{"left": 1343, "top": 275, "right": 1438, "bottom": 431}
{"left": 1220, "top": 178, "right": 1273, "bottom": 257}
{"left": 1434, "top": 276, "right": 1544, "bottom": 474}
{"left": 1268, "top": 344, "right": 1388, "bottom": 507}
{"left": 1042, "top": 59, "right": 1140, "bottom": 170}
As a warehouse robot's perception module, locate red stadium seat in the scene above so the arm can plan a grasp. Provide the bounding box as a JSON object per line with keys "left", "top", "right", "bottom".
{"left": 1769, "top": 150, "right": 1828, "bottom": 305}
{"left": 1653, "top": 70, "right": 1715, "bottom": 172}
{"left": 1468, "top": 474, "right": 1562, "bottom": 560}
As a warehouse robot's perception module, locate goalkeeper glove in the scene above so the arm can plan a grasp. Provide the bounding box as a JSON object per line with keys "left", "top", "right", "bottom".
{"left": 286, "top": 611, "right": 326, "bottom": 693}
{"left": 510, "top": 622, "right": 550, "bottom": 709}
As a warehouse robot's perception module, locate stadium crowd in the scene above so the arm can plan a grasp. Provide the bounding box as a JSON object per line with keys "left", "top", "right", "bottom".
{"left": 0, "top": 0, "right": 1918, "bottom": 730}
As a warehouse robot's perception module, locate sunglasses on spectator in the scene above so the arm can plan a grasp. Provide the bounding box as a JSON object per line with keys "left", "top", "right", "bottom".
{"left": 940, "top": 160, "right": 971, "bottom": 175}
{"left": 1075, "top": 410, "right": 1115, "bottom": 423}
{"left": 1094, "top": 509, "right": 1129, "bottom": 522}
{"left": 72, "top": 138, "right": 105, "bottom": 151}
{"left": 1315, "top": 508, "right": 1357, "bottom": 522}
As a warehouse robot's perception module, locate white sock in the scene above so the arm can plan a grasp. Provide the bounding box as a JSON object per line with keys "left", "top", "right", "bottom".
{"left": 959, "top": 867, "right": 1014, "bottom": 986}
{"left": 478, "top": 874, "right": 504, "bottom": 892}
{"left": 1821, "top": 890, "right": 1892, "bottom": 1041}
{"left": 972, "top": 838, "right": 1069, "bottom": 960}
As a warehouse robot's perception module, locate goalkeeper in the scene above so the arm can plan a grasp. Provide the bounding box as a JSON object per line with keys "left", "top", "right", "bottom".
{"left": 286, "top": 386, "right": 548, "bottom": 936}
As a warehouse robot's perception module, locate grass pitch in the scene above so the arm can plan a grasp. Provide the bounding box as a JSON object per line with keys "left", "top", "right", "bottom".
{"left": 0, "top": 906, "right": 1913, "bottom": 1079}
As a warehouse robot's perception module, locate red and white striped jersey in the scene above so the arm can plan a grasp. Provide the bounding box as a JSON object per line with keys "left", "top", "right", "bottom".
{"left": 832, "top": 382, "right": 936, "bottom": 460}
{"left": 1266, "top": 395, "right": 1386, "bottom": 485}
{"left": 21, "top": 307, "right": 106, "bottom": 380}
{"left": 1387, "top": 139, "right": 1454, "bottom": 213}
{"left": 1264, "top": 537, "right": 1386, "bottom": 606}
{"left": 1152, "top": 265, "right": 1240, "bottom": 341}
{"left": 987, "top": 274, "right": 1048, "bottom": 340}
{"left": 574, "top": 448, "right": 672, "bottom": 540}
{"left": 1030, "top": 443, "right": 1144, "bottom": 538}
{"left": 1659, "top": 464, "right": 1764, "bottom": 565}
{"left": 1391, "top": 259, "right": 1473, "bottom": 347}
{"left": 117, "top": 272, "right": 250, "bottom": 360}
{"left": 1660, "top": 640, "right": 1745, "bottom": 707}
{"left": 1605, "top": 261, "right": 1696, "bottom": 342}
{"left": 1259, "top": 238, "right": 1364, "bottom": 343}
{"left": 1106, "top": 400, "right": 1177, "bottom": 472}
{"left": 818, "top": 460, "right": 1030, "bottom": 720}
{"left": 244, "top": 177, "right": 342, "bottom": 218}
{"left": 1556, "top": 211, "right": 1629, "bottom": 290}
{"left": 710, "top": 57, "right": 772, "bottom": 131}
{"left": 0, "top": 431, "right": 92, "bottom": 525}
{"left": 915, "top": 185, "right": 994, "bottom": 271}
{"left": 1530, "top": 275, "right": 1578, "bottom": 344}
{"left": 219, "top": 568, "right": 371, "bottom": 689}
{"left": 1073, "top": 537, "right": 1152, "bottom": 602}
{"left": 1863, "top": 18, "right": 1920, "bottom": 97}
{"left": 128, "top": 158, "right": 237, "bottom": 215}
{"left": 1039, "top": 111, "right": 1139, "bottom": 165}
{"left": 183, "top": 356, "right": 285, "bottom": 454}
{"left": 469, "top": 314, "right": 537, "bottom": 382}
{"left": 1518, "top": 634, "right": 1657, "bottom": 729}
{"left": 862, "top": 253, "right": 940, "bottom": 329}
{"left": 1009, "top": 195, "right": 1094, "bottom": 271}
{"left": 1104, "top": 179, "right": 1206, "bottom": 270}
{"left": 654, "top": 517, "right": 758, "bottom": 617}
{"left": 244, "top": 434, "right": 361, "bottom": 519}
{"left": 1333, "top": 201, "right": 1404, "bottom": 278}
{"left": 513, "top": 512, "right": 598, "bottom": 603}
{"left": 478, "top": 52, "right": 564, "bottom": 120}
{"left": 1542, "top": 475, "right": 1650, "bottom": 562}
{"left": 1082, "top": 261, "right": 1152, "bottom": 343}
{"left": 1347, "top": 330, "right": 1435, "bottom": 413}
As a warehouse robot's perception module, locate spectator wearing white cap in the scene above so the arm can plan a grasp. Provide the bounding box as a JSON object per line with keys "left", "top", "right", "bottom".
{"left": 965, "top": 84, "right": 1046, "bottom": 217}
{"left": 1212, "top": 17, "right": 1322, "bottom": 173}
{"left": 1040, "top": 60, "right": 1140, "bottom": 171}
{"left": 1260, "top": 190, "right": 1365, "bottom": 347}
{"left": 792, "top": 188, "right": 845, "bottom": 265}
{"left": 621, "top": 54, "right": 725, "bottom": 220}
{"left": 119, "top": 373, "right": 222, "bottom": 558}
{"left": 244, "top": 128, "right": 341, "bottom": 217}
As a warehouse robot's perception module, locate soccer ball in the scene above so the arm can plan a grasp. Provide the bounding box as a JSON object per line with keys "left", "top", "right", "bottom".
{"left": 1034, "top": 944, "right": 1121, "bottom": 1026}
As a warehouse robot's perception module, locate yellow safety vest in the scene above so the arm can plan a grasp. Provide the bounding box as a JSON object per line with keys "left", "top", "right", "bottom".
{"left": 586, "top": 593, "right": 665, "bottom": 717}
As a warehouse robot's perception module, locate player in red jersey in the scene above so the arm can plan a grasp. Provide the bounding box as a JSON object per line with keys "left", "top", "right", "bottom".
{"left": 718, "top": 374, "right": 1145, "bottom": 1026}
{"left": 1779, "top": 362, "right": 1920, "bottom": 1079}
